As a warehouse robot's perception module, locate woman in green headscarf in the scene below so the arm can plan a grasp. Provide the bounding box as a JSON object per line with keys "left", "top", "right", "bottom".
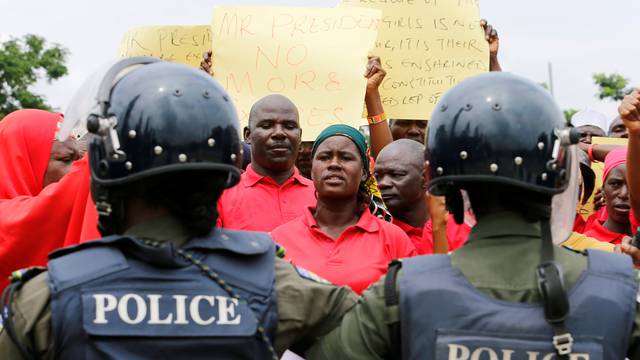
{"left": 271, "top": 125, "right": 416, "bottom": 294}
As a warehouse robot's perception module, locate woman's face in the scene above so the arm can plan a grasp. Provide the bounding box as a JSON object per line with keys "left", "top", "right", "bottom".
{"left": 43, "top": 137, "right": 82, "bottom": 188}
{"left": 311, "top": 136, "right": 365, "bottom": 201}
{"left": 604, "top": 164, "right": 631, "bottom": 225}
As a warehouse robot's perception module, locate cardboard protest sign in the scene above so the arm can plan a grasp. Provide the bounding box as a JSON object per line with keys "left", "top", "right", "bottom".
{"left": 119, "top": 25, "right": 211, "bottom": 68}
{"left": 211, "top": 6, "right": 381, "bottom": 140}
{"left": 341, "top": 0, "right": 489, "bottom": 119}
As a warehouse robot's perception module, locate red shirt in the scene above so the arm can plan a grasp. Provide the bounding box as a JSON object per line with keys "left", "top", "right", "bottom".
{"left": 392, "top": 218, "right": 432, "bottom": 255}
{"left": 271, "top": 207, "right": 417, "bottom": 294}
{"left": 423, "top": 215, "right": 472, "bottom": 253}
{"left": 217, "top": 165, "right": 316, "bottom": 232}
{"left": 583, "top": 218, "right": 628, "bottom": 245}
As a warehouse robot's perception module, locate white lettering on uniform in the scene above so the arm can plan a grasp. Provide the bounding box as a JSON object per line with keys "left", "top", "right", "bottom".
{"left": 118, "top": 294, "right": 147, "bottom": 324}
{"left": 148, "top": 294, "right": 173, "bottom": 324}
{"left": 470, "top": 347, "right": 498, "bottom": 360}
{"left": 173, "top": 295, "right": 189, "bottom": 324}
{"left": 93, "top": 294, "right": 117, "bottom": 324}
{"left": 501, "top": 349, "right": 514, "bottom": 360}
{"left": 217, "top": 296, "right": 241, "bottom": 325}
{"left": 92, "top": 293, "right": 243, "bottom": 326}
{"left": 448, "top": 344, "right": 470, "bottom": 360}
{"left": 190, "top": 295, "right": 216, "bottom": 325}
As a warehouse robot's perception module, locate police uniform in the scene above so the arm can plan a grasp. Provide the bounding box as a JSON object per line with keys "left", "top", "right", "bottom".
{"left": 0, "top": 215, "right": 356, "bottom": 359}
{"left": 308, "top": 72, "right": 640, "bottom": 359}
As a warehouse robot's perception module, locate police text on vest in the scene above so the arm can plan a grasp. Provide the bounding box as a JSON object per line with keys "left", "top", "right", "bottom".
{"left": 92, "top": 293, "right": 241, "bottom": 326}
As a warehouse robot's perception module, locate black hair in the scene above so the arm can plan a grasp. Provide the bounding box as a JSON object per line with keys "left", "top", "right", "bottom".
{"left": 116, "top": 171, "right": 228, "bottom": 237}
{"left": 463, "top": 183, "right": 552, "bottom": 222}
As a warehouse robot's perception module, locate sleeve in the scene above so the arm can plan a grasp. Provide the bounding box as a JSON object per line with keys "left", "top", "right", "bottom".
{"left": 305, "top": 275, "right": 396, "bottom": 360}
{"left": 273, "top": 258, "right": 357, "bottom": 356}
{"left": 0, "top": 272, "right": 53, "bottom": 359}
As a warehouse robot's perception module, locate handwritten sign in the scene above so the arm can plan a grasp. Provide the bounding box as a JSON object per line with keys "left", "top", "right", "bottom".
{"left": 341, "top": 0, "right": 489, "bottom": 119}
{"left": 211, "top": 6, "right": 381, "bottom": 141}
{"left": 119, "top": 26, "right": 211, "bottom": 68}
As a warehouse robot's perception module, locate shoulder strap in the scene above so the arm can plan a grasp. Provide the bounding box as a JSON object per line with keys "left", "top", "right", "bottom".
{"left": 384, "top": 259, "right": 402, "bottom": 360}
{"left": 0, "top": 268, "right": 46, "bottom": 360}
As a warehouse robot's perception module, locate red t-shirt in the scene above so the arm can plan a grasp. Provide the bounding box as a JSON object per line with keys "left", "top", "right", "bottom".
{"left": 271, "top": 207, "right": 417, "bottom": 294}
{"left": 392, "top": 218, "right": 432, "bottom": 255}
{"left": 217, "top": 165, "right": 316, "bottom": 232}
{"left": 423, "top": 215, "right": 472, "bottom": 253}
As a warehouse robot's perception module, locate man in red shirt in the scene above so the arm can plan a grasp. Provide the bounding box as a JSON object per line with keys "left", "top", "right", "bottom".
{"left": 374, "top": 139, "right": 472, "bottom": 254}
{"left": 374, "top": 139, "right": 432, "bottom": 253}
{"left": 217, "top": 94, "right": 315, "bottom": 232}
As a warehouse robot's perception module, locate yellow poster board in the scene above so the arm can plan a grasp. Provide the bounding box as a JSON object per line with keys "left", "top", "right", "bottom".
{"left": 211, "top": 6, "right": 381, "bottom": 140}
{"left": 119, "top": 25, "right": 211, "bottom": 68}
{"left": 578, "top": 137, "right": 628, "bottom": 219}
{"left": 341, "top": 0, "right": 489, "bottom": 120}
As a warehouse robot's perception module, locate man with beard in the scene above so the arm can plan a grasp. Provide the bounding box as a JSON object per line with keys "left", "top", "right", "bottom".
{"left": 217, "top": 94, "right": 315, "bottom": 232}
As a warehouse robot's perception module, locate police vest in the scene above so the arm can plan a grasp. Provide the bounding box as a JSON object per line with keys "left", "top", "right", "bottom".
{"left": 47, "top": 229, "right": 278, "bottom": 359}
{"left": 399, "top": 250, "right": 637, "bottom": 360}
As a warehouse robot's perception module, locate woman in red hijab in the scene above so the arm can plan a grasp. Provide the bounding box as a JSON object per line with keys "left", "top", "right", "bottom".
{"left": 0, "top": 109, "right": 98, "bottom": 290}
{"left": 582, "top": 147, "right": 634, "bottom": 244}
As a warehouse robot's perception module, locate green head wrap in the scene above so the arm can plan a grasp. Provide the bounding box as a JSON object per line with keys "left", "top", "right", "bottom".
{"left": 311, "top": 124, "right": 369, "bottom": 172}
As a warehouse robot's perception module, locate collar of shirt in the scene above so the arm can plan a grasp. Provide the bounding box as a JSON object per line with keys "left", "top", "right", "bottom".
{"left": 243, "top": 164, "right": 312, "bottom": 188}
{"left": 302, "top": 206, "right": 380, "bottom": 235}
{"left": 392, "top": 218, "right": 424, "bottom": 237}
{"left": 124, "top": 214, "right": 190, "bottom": 248}
{"left": 466, "top": 211, "right": 540, "bottom": 243}
{"left": 584, "top": 219, "right": 626, "bottom": 244}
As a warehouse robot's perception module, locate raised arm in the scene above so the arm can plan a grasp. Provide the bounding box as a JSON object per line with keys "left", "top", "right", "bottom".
{"left": 365, "top": 56, "right": 393, "bottom": 158}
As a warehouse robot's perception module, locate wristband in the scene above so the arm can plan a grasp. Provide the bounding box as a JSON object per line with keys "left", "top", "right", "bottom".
{"left": 367, "top": 113, "right": 387, "bottom": 125}
{"left": 588, "top": 144, "right": 595, "bottom": 162}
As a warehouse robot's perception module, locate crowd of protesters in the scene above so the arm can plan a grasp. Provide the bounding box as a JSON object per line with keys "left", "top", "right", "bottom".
{"left": 1, "top": 18, "right": 640, "bottom": 359}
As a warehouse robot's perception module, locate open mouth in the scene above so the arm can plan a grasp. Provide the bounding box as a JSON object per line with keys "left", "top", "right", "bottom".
{"left": 614, "top": 204, "right": 631, "bottom": 212}
{"left": 323, "top": 174, "right": 345, "bottom": 184}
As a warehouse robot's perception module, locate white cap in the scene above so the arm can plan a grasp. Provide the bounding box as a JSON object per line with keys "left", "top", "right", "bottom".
{"left": 570, "top": 109, "right": 608, "bottom": 133}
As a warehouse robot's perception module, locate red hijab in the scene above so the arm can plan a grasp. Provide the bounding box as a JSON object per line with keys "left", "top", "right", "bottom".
{"left": 0, "top": 109, "right": 61, "bottom": 198}
{"left": 0, "top": 110, "right": 99, "bottom": 290}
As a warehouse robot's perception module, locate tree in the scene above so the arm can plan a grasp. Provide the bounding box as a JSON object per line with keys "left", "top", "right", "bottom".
{"left": 593, "top": 73, "right": 632, "bottom": 102}
{"left": 563, "top": 109, "right": 578, "bottom": 123}
{"left": 0, "top": 34, "right": 68, "bottom": 119}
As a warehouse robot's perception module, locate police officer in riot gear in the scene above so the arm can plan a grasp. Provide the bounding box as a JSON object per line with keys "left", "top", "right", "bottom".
{"left": 308, "top": 72, "right": 640, "bottom": 359}
{"left": 0, "top": 58, "right": 356, "bottom": 359}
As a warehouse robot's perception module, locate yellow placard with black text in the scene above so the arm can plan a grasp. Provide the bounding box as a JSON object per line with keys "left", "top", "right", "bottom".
{"left": 211, "top": 6, "right": 381, "bottom": 141}
{"left": 119, "top": 25, "right": 211, "bottom": 68}
{"left": 340, "top": 0, "right": 489, "bottom": 120}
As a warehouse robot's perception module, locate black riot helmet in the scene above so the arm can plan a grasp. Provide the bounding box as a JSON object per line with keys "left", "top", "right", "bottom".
{"left": 60, "top": 57, "right": 242, "bottom": 234}
{"left": 426, "top": 72, "right": 578, "bottom": 198}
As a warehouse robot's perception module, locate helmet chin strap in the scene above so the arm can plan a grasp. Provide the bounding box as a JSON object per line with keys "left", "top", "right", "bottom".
{"left": 445, "top": 188, "right": 464, "bottom": 225}
{"left": 533, "top": 203, "right": 572, "bottom": 359}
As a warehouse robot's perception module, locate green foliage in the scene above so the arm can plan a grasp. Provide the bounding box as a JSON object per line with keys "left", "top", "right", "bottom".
{"left": 0, "top": 34, "right": 68, "bottom": 119}
{"left": 593, "top": 73, "right": 632, "bottom": 101}
{"left": 563, "top": 109, "right": 578, "bottom": 123}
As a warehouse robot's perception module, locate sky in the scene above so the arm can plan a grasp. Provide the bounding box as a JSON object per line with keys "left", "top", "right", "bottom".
{"left": 2, "top": 0, "right": 638, "bottom": 126}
